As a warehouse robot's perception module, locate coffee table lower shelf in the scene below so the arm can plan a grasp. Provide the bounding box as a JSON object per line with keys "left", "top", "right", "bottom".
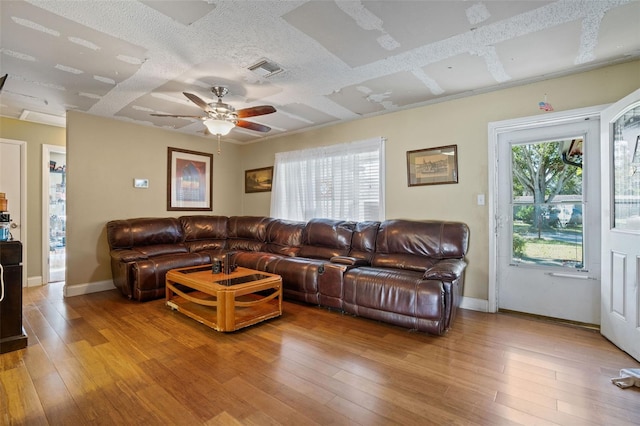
{"left": 166, "top": 290, "right": 281, "bottom": 332}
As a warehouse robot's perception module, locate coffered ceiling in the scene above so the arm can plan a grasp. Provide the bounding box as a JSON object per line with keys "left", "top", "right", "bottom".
{"left": 1, "top": 1, "right": 638, "bottom": 143}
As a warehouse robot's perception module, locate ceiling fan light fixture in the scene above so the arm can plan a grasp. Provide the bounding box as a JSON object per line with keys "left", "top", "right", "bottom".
{"left": 204, "top": 118, "right": 234, "bottom": 135}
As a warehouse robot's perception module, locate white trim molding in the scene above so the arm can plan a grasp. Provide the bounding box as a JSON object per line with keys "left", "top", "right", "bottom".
{"left": 460, "top": 297, "right": 489, "bottom": 312}
{"left": 63, "top": 280, "right": 116, "bottom": 298}
{"left": 26, "top": 276, "right": 43, "bottom": 287}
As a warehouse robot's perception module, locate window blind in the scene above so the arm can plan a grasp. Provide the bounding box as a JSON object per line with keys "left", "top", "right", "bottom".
{"left": 270, "top": 137, "right": 385, "bottom": 221}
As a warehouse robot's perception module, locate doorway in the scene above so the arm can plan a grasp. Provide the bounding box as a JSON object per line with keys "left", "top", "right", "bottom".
{"left": 489, "top": 107, "right": 603, "bottom": 324}
{"left": 42, "top": 145, "right": 66, "bottom": 284}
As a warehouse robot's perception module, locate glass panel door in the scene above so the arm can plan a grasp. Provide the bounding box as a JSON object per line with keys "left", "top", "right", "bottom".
{"left": 600, "top": 89, "right": 640, "bottom": 362}
{"left": 497, "top": 117, "right": 600, "bottom": 324}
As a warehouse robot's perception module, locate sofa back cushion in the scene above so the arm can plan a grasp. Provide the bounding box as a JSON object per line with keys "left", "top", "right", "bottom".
{"left": 180, "top": 215, "right": 228, "bottom": 252}
{"left": 264, "top": 219, "right": 305, "bottom": 256}
{"left": 107, "top": 217, "right": 184, "bottom": 249}
{"left": 372, "top": 220, "right": 469, "bottom": 271}
{"left": 226, "top": 216, "right": 273, "bottom": 252}
{"left": 348, "top": 221, "right": 380, "bottom": 262}
{"left": 298, "top": 218, "right": 355, "bottom": 260}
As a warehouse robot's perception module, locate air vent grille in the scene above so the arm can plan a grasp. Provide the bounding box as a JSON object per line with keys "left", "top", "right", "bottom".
{"left": 19, "top": 110, "right": 66, "bottom": 127}
{"left": 248, "top": 59, "right": 283, "bottom": 78}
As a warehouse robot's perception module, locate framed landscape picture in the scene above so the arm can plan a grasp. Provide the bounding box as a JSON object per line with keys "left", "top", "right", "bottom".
{"left": 407, "top": 144, "right": 458, "bottom": 186}
{"left": 245, "top": 166, "right": 273, "bottom": 193}
{"left": 167, "top": 147, "right": 213, "bottom": 211}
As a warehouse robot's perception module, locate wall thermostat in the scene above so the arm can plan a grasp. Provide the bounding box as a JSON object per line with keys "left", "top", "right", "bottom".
{"left": 133, "top": 178, "right": 149, "bottom": 188}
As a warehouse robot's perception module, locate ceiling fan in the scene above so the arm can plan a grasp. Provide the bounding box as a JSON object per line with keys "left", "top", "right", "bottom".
{"left": 151, "top": 86, "right": 276, "bottom": 153}
{"left": 0, "top": 74, "right": 8, "bottom": 93}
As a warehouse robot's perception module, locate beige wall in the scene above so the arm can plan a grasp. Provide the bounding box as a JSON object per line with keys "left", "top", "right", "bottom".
{"left": 66, "top": 111, "right": 243, "bottom": 287}
{"left": 26, "top": 60, "right": 640, "bottom": 301}
{"left": 0, "top": 117, "right": 65, "bottom": 279}
{"left": 239, "top": 60, "right": 640, "bottom": 300}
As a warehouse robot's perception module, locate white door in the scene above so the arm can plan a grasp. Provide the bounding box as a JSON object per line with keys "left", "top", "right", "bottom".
{"left": 496, "top": 117, "right": 601, "bottom": 324}
{"left": 600, "top": 89, "right": 640, "bottom": 362}
{"left": 0, "top": 138, "right": 27, "bottom": 285}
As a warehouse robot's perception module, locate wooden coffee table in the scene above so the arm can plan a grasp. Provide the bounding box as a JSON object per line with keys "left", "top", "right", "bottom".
{"left": 165, "top": 265, "right": 282, "bottom": 332}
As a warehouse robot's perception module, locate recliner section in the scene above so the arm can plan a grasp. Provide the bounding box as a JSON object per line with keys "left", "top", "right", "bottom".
{"left": 106, "top": 215, "right": 469, "bottom": 335}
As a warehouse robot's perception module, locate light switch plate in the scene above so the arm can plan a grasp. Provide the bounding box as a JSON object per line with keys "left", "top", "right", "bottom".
{"left": 477, "top": 194, "right": 485, "bottom": 205}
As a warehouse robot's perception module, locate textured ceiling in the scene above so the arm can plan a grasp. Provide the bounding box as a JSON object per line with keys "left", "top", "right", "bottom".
{"left": 0, "top": 0, "right": 639, "bottom": 143}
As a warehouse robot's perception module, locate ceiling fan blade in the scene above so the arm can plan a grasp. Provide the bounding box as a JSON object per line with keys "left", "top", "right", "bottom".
{"left": 183, "top": 92, "right": 212, "bottom": 112}
{"left": 236, "top": 105, "right": 276, "bottom": 118}
{"left": 150, "top": 113, "right": 203, "bottom": 118}
{"left": 236, "top": 119, "right": 271, "bottom": 132}
{"left": 0, "top": 74, "right": 7, "bottom": 92}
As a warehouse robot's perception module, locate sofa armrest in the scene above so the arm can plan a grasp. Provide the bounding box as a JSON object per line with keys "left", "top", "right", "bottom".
{"left": 330, "top": 255, "right": 369, "bottom": 266}
{"left": 423, "top": 259, "right": 467, "bottom": 281}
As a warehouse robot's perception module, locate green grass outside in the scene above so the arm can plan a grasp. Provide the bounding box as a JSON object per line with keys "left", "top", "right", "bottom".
{"left": 522, "top": 239, "right": 582, "bottom": 262}
{"left": 513, "top": 221, "right": 583, "bottom": 263}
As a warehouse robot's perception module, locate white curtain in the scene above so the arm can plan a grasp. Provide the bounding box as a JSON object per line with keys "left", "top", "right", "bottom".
{"left": 270, "top": 137, "right": 385, "bottom": 221}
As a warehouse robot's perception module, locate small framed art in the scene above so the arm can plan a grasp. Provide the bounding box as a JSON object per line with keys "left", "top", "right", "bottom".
{"left": 407, "top": 144, "right": 458, "bottom": 186}
{"left": 245, "top": 166, "right": 273, "bottom": 193}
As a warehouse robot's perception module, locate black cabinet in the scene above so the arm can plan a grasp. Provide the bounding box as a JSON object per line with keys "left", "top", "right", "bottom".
{"left": 0, "top": 241, "right": 28, "bottom": 354}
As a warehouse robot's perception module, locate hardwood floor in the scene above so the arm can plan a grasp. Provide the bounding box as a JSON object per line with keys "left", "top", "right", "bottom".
{"left": 2, "top": 282, "right": 639, "bottom": 425}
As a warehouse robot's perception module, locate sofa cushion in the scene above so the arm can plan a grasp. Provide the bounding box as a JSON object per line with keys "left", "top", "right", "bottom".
{"left": 344, "top": 267, "right": 443, "bottom": 317}
{"left": 181, "top": 215, "right": 228, "bottom": 240}
{"left": 298, "top": 218, "right": 355, "bottom": 259}
{"left": 372, "top": 220, "right": 469, "bottom": 271}
{"left": 131, "top": 252, "right": 210, "bottom": 301}
{"left": 264, "top": 219, "right": 304, "bottom": 256}
{"left": 370, "top": 253, "right": 438, "bottom": 272}
{"left": 109, "top": 248, "right": 148, "bottom": 262}
{"left": 180, "top": 215, "right": 228, "bottom": 252}
{"left": 226, "top": 216, "right": 273, "bottom": 252}
{"left": 266, "top": 257, "right": 324, "bottom": 305}
{"left": 186, "top": 240, "right": 226, "bottom": 253}
{"left": 136, "top": 244, "right": 188, "bottom": 257}
{"left": 347, "top": 221, "right": 379, "bottom": 263}
{"left": 107, "top": 217, "right": 184, "bottom": 249}
{"left": 234, "top": 251, "right": 283, "bottom": 271}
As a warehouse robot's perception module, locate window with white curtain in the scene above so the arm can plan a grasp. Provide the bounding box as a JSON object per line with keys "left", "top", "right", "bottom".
{"left": 270, "top": 137, "right": 385, "bottom": 221}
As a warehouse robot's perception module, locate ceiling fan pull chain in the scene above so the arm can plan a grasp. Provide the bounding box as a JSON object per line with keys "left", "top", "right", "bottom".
{"left": 217, "top": 134, "right": 221, "bottom": 155}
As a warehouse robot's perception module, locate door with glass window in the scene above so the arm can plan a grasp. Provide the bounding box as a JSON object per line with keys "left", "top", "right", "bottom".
{"left": 497, "top": 118, "right": 601, "bottom": 324}
{"left": 600, "top": 89, "right": 640, "bottom": 362}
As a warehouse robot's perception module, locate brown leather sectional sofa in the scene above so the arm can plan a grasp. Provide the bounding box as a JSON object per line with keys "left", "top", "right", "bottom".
{"left": 106, "top": 216, "right": 470, "bottom": 335}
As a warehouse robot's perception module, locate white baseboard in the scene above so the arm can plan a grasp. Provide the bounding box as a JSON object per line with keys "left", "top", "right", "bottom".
{"left": 27, "top": 276, "right": 43, "bottom": 287}
{"left": 59, "top": 281, "right": 490, "bottom": 309}
{"left": 460, "top": 296, "right": 489, "bottom": 312}
{"left": 63, "top": 280, "right": 116, "bottom": 297}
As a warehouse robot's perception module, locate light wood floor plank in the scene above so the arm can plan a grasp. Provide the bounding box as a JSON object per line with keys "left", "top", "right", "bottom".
{"left": 0, "top": 362, "right": 48, "bottom": 425}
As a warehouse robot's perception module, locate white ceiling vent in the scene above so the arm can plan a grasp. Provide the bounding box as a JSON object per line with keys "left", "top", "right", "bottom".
{"left": 248, "top": 58, "right": 283, "bottom": 78}
{"left": 19, "top": 110, "right": 66, "bottom": 127}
